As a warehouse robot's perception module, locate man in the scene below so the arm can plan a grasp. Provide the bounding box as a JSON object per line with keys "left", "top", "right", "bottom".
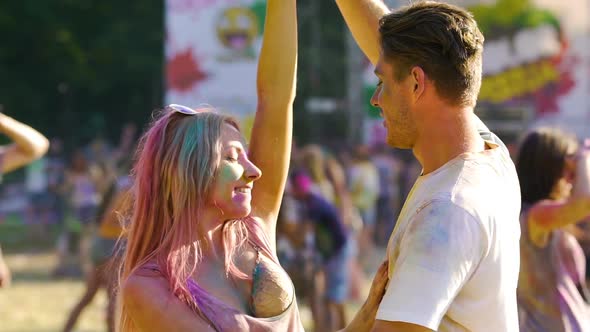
{"left": 335, "top": 1, "right": 521, "bottom": 331}
{"left": 0, "top": 112, "right": 50, "bottom": 287}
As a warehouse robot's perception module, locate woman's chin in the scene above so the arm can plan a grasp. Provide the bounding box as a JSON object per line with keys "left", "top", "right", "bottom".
{"left": 224, "top": 205, "right": 251, "bottom": 220}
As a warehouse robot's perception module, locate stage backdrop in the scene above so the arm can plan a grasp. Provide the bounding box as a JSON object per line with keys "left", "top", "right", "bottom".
{"left": 363, "top": 0, "right": 590, "bottom": 146}
{"left": 165, "top": 0, "right": 267, "bottom": 139}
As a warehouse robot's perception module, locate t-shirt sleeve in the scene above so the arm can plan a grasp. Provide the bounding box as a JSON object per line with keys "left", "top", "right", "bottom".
{"left": 376, "top": 199, "right": 487, "bottom": 330}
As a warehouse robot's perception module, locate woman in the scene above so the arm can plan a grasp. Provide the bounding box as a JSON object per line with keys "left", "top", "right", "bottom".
{"left": 63, "top": 173, "right": 132, "bottom": 332}
{"left": 516, "top": 127, "right": 590, "bottom": 331}
{"left": 0, "top": 112, "right": 49, "bottom": 288}
{"left": 54, "top": 148, "right": 104, "bottom": 276}
{"left": 118, "top": 2, "right": 387, "bottom": 331}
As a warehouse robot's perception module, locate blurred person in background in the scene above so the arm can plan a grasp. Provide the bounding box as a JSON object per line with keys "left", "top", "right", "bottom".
{"left": 291, "top": 170, "right": 354, "bottom": 331}
{"left": 24, "top": 150, "right": 51, "bottom": 236}
{"left": 62, "top": 123, "right": 137, "bottom": 330}
{"left": 275, "top": 174, "right": 318, "bottom": 328}
{"left": 24, "top": 138, "right": 66, "bottom": 237}
{"left": 116, "top": 2, "right": 387, "bottom": 331}
{"left": 348, "top": 144, "right": 380, "bottom": 263}
{"left": 53, "top": 148, "right": 104, "bottom": 277}
{"left": 275, "top": 174, "right": 311, "bottom": 287}
{"left": 335, "top": 0, "right": 522, "bottom": 331}
{"left": 54, "top": 124, "right": 136, "bottom": 278}
{"left": 299, "top": 144, "right": 365, "bottom": 300}
{"left": 45, "top": 138, "right": 67, "bottom": 226}
{"left": 371, "top": 143, "right": 402, "bottom": 247}
{"left": 299, "top": 144, "right": 336, "bottom": 202}
{"left": 516, "top": 127, "right": 590, "bottom": 331}
{"left": 323, "top": 148, "right": 366, "bottom": 300}
{"left": 62, "top": 168, "right": 132, "bottom": 332}
{"left": 0, "top": 112, "right": 49, "bottom": 288}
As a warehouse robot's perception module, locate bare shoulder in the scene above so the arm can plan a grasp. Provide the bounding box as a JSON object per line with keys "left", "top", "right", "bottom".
{"left": 121, "top": 267, "right": 213, "bottom": 332}
{"left": 121, "top": 267, "right": 171, "bottom": 311}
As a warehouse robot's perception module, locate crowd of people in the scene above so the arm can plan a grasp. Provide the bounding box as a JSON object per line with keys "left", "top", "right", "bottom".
{"left": 1, "top": 0, "right": 590, "bottom": 332}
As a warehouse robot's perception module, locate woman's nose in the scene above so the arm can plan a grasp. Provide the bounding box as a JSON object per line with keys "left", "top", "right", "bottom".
{"left": 244, "top": 160, "right": 262, "bottom": 181}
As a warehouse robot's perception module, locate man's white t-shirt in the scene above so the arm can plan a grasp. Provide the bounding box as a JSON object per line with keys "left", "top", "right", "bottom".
{"left": 376, "top": 137, "right": 521, "bottom": 331}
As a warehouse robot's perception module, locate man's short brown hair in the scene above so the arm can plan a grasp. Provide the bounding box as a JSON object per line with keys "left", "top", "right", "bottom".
{"left": 379, "top": 1, "right": 484, "bottom": 107}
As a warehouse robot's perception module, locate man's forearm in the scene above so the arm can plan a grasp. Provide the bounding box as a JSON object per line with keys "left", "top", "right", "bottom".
{"left": 335, "top": 0, "right": 390, "bottom": 65}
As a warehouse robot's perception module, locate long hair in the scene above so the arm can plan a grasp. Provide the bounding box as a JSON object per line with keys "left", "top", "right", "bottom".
{"left": 516, "top": 127, "right": 578, "bottom": 205}
{"left": 117, "top": 107, "right": 273, "bottom": 331}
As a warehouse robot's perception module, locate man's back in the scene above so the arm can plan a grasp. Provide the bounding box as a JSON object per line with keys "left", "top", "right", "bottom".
{"left": 377, "top": 139, "right": 521, "bottom": 331}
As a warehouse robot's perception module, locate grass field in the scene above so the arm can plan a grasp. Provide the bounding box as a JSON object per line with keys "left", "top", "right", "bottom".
{"left": 0, "top": 217, "right": 106, "bottom": 332}
{"left": 0, "top": 217, "right": 379, "bottom": 332}
{"left": 1, "top": 252, "right": 107, "bottom": 332}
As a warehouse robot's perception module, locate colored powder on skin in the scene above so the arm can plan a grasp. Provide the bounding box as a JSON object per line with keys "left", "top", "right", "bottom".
{"left": 250, "top": 262, "right": 264, "bottom": 315}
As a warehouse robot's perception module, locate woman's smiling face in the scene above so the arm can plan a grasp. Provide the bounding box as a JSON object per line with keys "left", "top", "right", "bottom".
{"left": 208, "top": 123, "right": 262, "bottom": 219}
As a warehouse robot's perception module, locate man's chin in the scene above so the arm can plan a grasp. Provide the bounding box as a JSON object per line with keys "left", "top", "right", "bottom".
{"left": 386, "top": 137, "right": 412, "bottom": 150}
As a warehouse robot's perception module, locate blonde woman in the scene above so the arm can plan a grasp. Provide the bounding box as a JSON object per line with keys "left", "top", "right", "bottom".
{"left": 117, "top": 1, "right": 387, "bottom": 331}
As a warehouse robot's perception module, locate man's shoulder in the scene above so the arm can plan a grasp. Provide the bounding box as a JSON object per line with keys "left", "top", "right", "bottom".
{"left": 413, "top": 197, "right": 483, "bottom": 224}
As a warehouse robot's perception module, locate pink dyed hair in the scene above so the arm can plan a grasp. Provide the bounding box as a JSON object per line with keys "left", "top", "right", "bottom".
{"left": 118, "top": 107, "right": 274, "bottom": 331}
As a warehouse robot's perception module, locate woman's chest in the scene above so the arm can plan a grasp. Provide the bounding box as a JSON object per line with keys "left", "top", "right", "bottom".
{"left": 196, "top": 247, "right": 294, "bottom": 318}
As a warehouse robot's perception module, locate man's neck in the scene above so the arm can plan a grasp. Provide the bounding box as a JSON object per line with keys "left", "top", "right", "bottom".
{"left": 413, "top": 106, "right": 485, "bottom": 175}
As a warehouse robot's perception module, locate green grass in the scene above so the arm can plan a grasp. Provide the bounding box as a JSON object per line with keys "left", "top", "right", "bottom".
{"left": 0, "top": 216, "right": 105, "bottom": 332}
{"left": 0, "top": 220, "right": 60, "bottom": 252}
{"left": 1, "top": 253, "right": 107, "bottom": 332}
{"left": 0, "top": 219, "right": 379, "bottom": 332}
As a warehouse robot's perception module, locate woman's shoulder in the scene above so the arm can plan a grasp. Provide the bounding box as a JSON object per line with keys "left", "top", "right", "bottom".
{"left": 122, "top": 263, "right": 169, "bottom": 304}
{"left": 121, "top": 263, "right": 215, "bottom": 331}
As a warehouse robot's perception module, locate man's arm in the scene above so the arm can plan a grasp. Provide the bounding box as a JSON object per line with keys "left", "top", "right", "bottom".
{"left": 0, "top": 113, "right": 49, "bottom": 174}
{"left": 373, "top": 200, "right": 485, "bottom": 331}
{"left": 335, "top": 0, "right": 389, "bottom": 65}
{"left": 372, "top": 320, "right": 433, "bottom": 332}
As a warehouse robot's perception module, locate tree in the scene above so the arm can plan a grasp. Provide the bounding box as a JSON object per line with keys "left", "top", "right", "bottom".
{"left": 0, "top": 0, "right": 164, "bottom": 150}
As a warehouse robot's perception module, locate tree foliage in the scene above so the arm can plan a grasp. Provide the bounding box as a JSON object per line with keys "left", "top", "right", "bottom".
{"left": 0, "top": 0, "right": 349, "bottom": 149}
{"left": 0, "top": 0, "right": 164, "bottom": 149}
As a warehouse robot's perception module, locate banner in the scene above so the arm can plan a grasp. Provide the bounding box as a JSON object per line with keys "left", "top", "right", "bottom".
{"left": 363, "top": 0, "right": 590, "bottom": 144}
{"left": 165, "top": 0, "right": 267, "bottom": 138}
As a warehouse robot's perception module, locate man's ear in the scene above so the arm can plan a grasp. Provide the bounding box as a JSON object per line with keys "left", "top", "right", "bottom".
{"left": 410, "top": 66, "right": 426, "bottom": 101}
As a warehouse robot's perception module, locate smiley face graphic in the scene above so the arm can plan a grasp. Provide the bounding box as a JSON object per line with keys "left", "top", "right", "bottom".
{"left": 216, "top": 7, "right": 259, "bottom": 54}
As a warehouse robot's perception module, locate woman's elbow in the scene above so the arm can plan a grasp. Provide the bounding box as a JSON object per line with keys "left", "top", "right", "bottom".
{"left": 33, "top": 136, "right": 50, "bottom": 159}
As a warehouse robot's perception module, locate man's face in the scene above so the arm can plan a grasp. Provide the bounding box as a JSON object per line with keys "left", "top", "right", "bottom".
{"left": 371, "top": 55, "right": 418, "bottom": 149}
